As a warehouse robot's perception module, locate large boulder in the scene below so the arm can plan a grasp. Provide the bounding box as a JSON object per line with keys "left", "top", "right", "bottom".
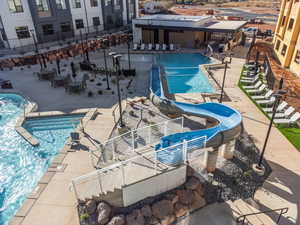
{"left": 152, "top": 200, "right": 174, "bottom": 219}
{"left": 185, "top": 177, "right": 200, "bottom": 190}
{"left": 85, "top": 199, "right": 97, "bottom": 214}
{"left": 174, "top": 203, "right": 189, "bottom": 218}
{"left": 97, "top": 202, "right": 111, "bottom": 225}
{"left": 176, "top": 189, "right": 194, "bottom": 205}
{"left": 189, "top": 191, "right": 206, "bottom": 211}
{"left": 165, "top": 193, "right": 179, "bottom": 205}
{"left": 148, "top": 216, "right": 161, "bottom": 225}
{"left": 126, "top": 209, "right": 145, "bottom": 225}
{"left": 107, "top": 215, "right": 125, "bottom": 225}
{"left": 160, "top": 214, "right": 176, "bottom": 225}
{"left": 141, "top": 205, "right": 152, "bottom": 218}
{"left": 195, "top": 183, "right": 205, "bottom": 197}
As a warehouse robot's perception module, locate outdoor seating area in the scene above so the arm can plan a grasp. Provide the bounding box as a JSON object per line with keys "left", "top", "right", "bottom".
{"left": 133, "top": 43, "right": 176, "bottom": 51}
{"left": 240, "top": 62, "right": 300, "bottom": 126}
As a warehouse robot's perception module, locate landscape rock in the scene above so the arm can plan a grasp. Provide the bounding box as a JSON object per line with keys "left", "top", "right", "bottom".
{"left": 141, "top": 204, "right": 152, "bottom": 218}
{"left": 189, "top": 191, "right": 206, "bottom": 211}
{"left": 152, "top": 200, "right": 174, "bottom": 219}
{"left": 165, "top": 193, "right": 179, "bottom": 204}
{"left": 97, "top": 202, "right": 111, "bottom": 225}
{"left": 185, "top": 176, "right": 200, "bottom": 190}
{"left": 107, "top": 215, "right": 125, "bottom": 225}
{"left": 176, "top": 189, "right": 194, "bottom": 205}
{"left": 174, "top": 203, "right": 189, "bottom": 218}
{"left": 85, "top": 199, "right": 97, "bottom": 214}
{"left": 160, "top": 214, "right": 176, "bottom": 225}
{"left": 126, "top": 209, "right": 145, "bottom": 225}
{"left": 148, "top": 216, "right": 161, "bottom": 225}
{"left": 195, "top": 183, "right": 205, "bottom": 196}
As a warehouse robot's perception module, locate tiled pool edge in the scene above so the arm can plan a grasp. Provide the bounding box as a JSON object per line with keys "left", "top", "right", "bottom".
{"left": 9, "top": 108, "right": 98, "bottom": 225}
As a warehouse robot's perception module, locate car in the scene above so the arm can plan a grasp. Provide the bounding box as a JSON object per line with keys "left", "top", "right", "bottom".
{"left": 243, "top": 27, "right": 258, "bottom": 36}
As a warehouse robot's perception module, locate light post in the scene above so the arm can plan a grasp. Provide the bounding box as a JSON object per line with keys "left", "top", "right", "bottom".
{"left": 253, "top": 87, "right": 287, "bottom": 174}
{"left": 30, "top": 29, "right": 43, "bottom": 70}
{"left": 102, "top": 39, "right": 110, "bottom": 90}
{"left": 109, "top": 52, "right": 124, "bottom": 127}
{"left": 219, "top": 61, "right": 228, "bottom": 103}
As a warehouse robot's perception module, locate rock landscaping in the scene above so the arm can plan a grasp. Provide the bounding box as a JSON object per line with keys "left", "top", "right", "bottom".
{"left": 78, "top": 167, "right": 206, "bottom": 225}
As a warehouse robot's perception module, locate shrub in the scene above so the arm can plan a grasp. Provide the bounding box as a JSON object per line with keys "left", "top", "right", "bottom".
{"left": 88, "top": 91, "right": 94, "bottom": 97}
{"left": 96, "top": 82, "right": 102, "bottom": 86}
{"left": 111, "top": 79, "right": 116, "bottom": 84}
{"left": 80, "top": 213, "right": 90, "bottom": 221}
{"left": 98, "top": 90, "right": 103, "bottom": 95}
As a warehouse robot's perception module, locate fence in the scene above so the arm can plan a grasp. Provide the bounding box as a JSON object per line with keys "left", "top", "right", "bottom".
{"left": 72, "top": 135, "right": 207, "bottom": 202}
{"left": 90, "top": 117, "right": 184, "bottom": 168}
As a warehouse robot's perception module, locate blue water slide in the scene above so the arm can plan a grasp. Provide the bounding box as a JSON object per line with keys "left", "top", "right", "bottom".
{"left": 150, "top": 66, "right": 243, "bottom": 165}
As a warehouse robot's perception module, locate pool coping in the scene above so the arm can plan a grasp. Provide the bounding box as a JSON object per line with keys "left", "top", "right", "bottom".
{"left": 8, "top": 107, "right": 98, "bottom": 225}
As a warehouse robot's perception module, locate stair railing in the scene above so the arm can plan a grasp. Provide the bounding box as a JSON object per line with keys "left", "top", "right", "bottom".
{"left": 236, "top": 207, "right": 289, "bottom": 225}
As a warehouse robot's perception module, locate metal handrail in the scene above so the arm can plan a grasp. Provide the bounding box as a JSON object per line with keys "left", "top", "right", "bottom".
{"left": 236, "top": 207, "right": 289, "bottom": 225}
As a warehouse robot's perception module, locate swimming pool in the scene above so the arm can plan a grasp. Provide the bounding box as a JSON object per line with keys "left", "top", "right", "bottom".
{"left": 0, "top": 93, "right": 83, "bottom": 225}
{"left": 157, "top": 53, "right": 215, "bottom": 94}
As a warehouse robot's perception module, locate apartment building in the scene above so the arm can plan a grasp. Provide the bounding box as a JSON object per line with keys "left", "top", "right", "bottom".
{"left": 0, "top": 0, "right": 138, "bottom": 49}
{"left": 273, "top": 0, "right": 300, "bottom": 77}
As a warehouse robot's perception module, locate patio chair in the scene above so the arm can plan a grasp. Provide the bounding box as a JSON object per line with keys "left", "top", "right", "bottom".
{"left": 274, "top": 112, "right": 300, "bottom": 126}
{"left": 140, "top": 43, "right": 145, "bottom": 50}
{"left": 69, "top": 132, "right": 80, "bottom": 148}
{"left": 148, "top": 44, "right": 153, "bottom": 50}
{"left": 246, "top": 84, "right": 266, "bottom": 94}
{"left": 243, "top": 80, "right": 262, "bottom": 90}
{"left": 268, "top": 106, "right": 295, "bottom": 118}
{"left": 256, "top": 96, "right": 276, "bottom": 106}
{"left": 170, "top": 44, "right": 175, "bottom": 51}
{"left": 155, "top": 44, "right": 160, "bottom": 51}
{"left": 162, "top": 44, "right": 167, "bottom": 51}
{"left": 262, "top": 101, "right": 288, "bottom": 113}
{"left": 252, "top": 90, "right": 273, "bottom": 100}
{"left": 133, "top": 43, "right": 138, "bottom": 50}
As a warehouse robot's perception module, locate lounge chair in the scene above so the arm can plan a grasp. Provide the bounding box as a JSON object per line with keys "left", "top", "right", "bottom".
{"left": 243, "top": 81, "right": 262, "bottom": 90}
{"left": 246, "top": 84, "right": 266, "bottom": 94}
{"left": 262, "top": 101, "right": 288, "bottom": 113}
{"left": 240, "top": 75, "right": 259, "bottom": 84}
{"left": 133, "top": 43, "right": 138, "bottom": 50}
{"left": 162, "top": 44, "right": 167, "bottom": 51}
{"left": 170, "top": 44, "right": 174, "bottom": 51}
{"left": 252, "top": 90, "right": 273, "bottom": 100}
{"left": 268, "top": 106, "right": 295, "bottom": 118}
{"left": 148, "top": 44, "right": 153, "bottom": 50}
{"left": 274, "top": 112, "right": 300, "bottom": 125}
{"left": 140, "top": 43, "right": 145, "bottom": 50}
{"left": 256, "top": 96, "right": 276, "bottom": 106}
{"left": 155, "top": 44, "right": 160, "bottom": 51}
{"left": 69, "top": 132, "right": 80, "bottom": 148}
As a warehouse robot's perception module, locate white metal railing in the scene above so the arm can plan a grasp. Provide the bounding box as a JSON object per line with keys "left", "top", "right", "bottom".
{"left": 90, "top": 117, "right": 184, "bottom": 168}
{"left": 72, "top": 135, "right": 207, "bottom": 201}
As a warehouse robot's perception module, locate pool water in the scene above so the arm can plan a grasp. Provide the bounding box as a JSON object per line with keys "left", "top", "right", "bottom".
{"left": 0, "top": 94, "right": 83, "bottom": 225}
{"left": 158, "top": 53, "right": 215, "bottom": 94}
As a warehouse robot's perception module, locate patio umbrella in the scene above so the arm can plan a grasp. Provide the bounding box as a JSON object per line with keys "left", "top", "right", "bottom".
{"left": 56, "top": 57, "right": 61, "bottom": 74}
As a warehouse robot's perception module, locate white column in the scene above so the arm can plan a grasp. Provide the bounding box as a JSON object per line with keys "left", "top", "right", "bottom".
{"left": 221, "top": 139, "right": 236, "bottom": 160}
{"left": 203, "top": 147, "right": 219, "bottom": 173}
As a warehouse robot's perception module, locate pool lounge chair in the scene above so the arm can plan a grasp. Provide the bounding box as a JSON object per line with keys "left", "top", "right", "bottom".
{"left": 243, "top": 81, "right": 262, "bottom": 90}
{"left": 256, "top": 96, "right": 276, "bottom": 106}
{"left": 148, "top": 44, "right": 153, "bottom": 50}
{"left": 262, "top": 101, "right": 288, "bottom": 113}
{"left": 252, "top": 90, "right": 273, "bottom": 100}
{"left": 133, "top": 43, "right": 138, "bottom": 50}
{"left": 140, "top": 43, "right": 145, "bottom": 50}
{"left": 69, "top": 132, "right": 80, "bottom": 148}
{"left": 155, "top": 44, "right": 160, "bottom": 51}
{"left": 274, "top": 112, "right": 300, "bottom": 125}
{"left": 246, "top": 84, "right": 266, "bottom": 94}
{"left": 162, "top": 44, "right": 167, "bottom": 51}
{"left": 268, "top": 106, "right": 295, "bottom": 118}
{"left": 240, "top": 75, "right": 259, "bottom": 84}
{"left": 170, "top": 44, "right": 174, "bottom": 51}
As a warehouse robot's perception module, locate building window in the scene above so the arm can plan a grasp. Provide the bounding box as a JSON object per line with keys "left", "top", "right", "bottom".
{"left": 93, "top": 17, "right": 100, "bottom": 27}
{"left": 56, "top": 0, "right": 66, "bottom": 9}
{"left": 15, "top": 26, "right": 30, "bottom": 39}
{"left": 42, "top": 24, "right": 54, "bottom": 36}
{"left": 8, "top": 0, "right": 24, "bottom": 13}
{"left": 275, "top": 40, "right": 281, "bottom": 50}
{"left": 36, "top": 0, "right": 49, "bottom": 11}
{"left": 294, "top": 50, "right": 300, "bottom": 63}
{"left": 90, "top": 0, "right": 98, "bottom": 7}
{"left": 281, "top": 16, "right": 286, "bottom": 26}
{"left": 75, "top": 19, "right": 84, "bottom": 29}
{"left": 61, "top": 22, "right": 71, "bottom": 32}
{"left": 105, "top": 0, "right": 111, "bottom": 6}
{"left": 281, "top": 44, "right": 287, "bottom": 56}
{"left": 288, "top": 18, "right": 294, "bottom": 30}
{"left": 73, "top": 0, "right": 81, "bottom": 8}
